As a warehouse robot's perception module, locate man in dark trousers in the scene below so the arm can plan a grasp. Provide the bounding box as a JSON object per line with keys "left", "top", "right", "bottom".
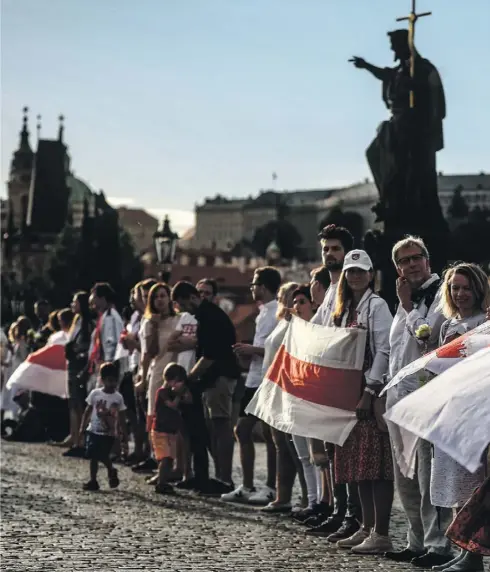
{"left": 171, "top": 281, "right": 239, "bottom": 496}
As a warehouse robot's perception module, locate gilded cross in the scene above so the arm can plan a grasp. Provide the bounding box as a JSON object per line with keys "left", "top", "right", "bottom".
{"left": 396, "top": 0, "right": 432, "bottom": 108}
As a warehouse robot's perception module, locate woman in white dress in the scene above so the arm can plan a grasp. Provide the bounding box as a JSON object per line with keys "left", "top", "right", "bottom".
{"left": 430, "top": 263, "right": 490, "bottom": 572}
{"left": 136, "top": 283, "right": 180, "bottom": 441}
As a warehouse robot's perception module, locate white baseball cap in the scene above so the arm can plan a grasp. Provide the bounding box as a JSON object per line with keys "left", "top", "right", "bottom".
{"left": 343, "top": 249, "right": 373, "bottom": 272}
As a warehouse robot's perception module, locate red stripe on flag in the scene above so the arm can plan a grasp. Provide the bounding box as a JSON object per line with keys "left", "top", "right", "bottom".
{"left": 435, "top": 336, "right": 466, "bottom": 359}
{"left": 26, "top": 344, "right": 67, "bottom": 371}
{"left": 267, "top": 346, "right": 362, "bottom": 411}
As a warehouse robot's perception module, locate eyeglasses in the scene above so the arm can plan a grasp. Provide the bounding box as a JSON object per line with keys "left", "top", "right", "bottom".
{"left": 396, "top": 254, "right": 426, "bottom": 267}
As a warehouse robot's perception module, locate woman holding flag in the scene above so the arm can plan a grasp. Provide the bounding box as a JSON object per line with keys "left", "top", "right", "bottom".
{"left": 330, "top": 250, "right": 395, "bottom": 555}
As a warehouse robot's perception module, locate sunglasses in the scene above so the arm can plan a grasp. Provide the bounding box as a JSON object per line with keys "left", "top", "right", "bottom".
{"left": 249, "top": 282, "right": 262, "bottom": 289}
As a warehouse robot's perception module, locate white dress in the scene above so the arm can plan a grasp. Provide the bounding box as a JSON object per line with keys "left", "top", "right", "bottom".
{"left": 430, "top": 313, "right": 487, "bottom": 508}
{"left": 143, "top": 316, "right": 180, "bottom": 418}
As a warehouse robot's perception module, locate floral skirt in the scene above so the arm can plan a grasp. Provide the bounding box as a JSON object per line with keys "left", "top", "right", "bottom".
{"left": 446, "top": 477, "right": 490, "bottom": 555}
{"left": 335, "top": 419, "right": 393, "bottom": 484}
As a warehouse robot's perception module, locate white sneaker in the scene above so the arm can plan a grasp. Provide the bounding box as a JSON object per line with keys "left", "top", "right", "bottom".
{"left": 351, "top": 531, "right": 394, "bottom": 554}
{"left": 247, "top": 486, "right": 276, "bottom": 505}
{"left": 336, "top": 528, "right": 370, "bottom": 549}
{"left": 220, "top": 484, "right": 255, "bottom": 503}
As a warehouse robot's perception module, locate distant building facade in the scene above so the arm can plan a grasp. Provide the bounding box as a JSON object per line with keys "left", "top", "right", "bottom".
{"left": 189, "top": 174, "right": 490, "bottom": 259}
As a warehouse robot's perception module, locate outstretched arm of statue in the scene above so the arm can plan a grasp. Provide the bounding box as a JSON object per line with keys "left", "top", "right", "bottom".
{"left": 349, "top": 56, "right": 390, "bottom": 81}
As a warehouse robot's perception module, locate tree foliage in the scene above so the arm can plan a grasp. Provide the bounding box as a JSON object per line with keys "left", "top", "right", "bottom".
{"left": 46, "top": 201, "right": 142, "bottom": 308}
{"left": 252, "top": 220, "right": 303, "bottom": 260}
{"left": 448, "top": 186, "right": 469, "bottom": 219}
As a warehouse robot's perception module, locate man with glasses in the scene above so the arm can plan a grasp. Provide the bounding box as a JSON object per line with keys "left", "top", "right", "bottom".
{"left": 196, "top": 278, "right": 218, "bottom": 304}
{"left": 384, "top": 236, "right": 452, "bottom": 568}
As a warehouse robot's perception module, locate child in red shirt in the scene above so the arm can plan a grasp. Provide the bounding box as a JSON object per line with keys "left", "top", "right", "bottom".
{"left": 151, "top": 362, "right": 191, "bottom": 494}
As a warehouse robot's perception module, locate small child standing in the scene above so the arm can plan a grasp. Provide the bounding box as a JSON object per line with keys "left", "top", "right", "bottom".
{"left": 151, "top": 362, "right": 190, "bottom": 494}
{"left": 79, "top": 361, "right": 128, "bottom": 491}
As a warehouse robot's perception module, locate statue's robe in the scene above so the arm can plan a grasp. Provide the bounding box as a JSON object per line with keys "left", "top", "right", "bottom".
{"left": 366, "top": 55, "right": 446, "bottom": 224}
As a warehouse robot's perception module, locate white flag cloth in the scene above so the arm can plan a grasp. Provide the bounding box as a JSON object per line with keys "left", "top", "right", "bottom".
{"left": 246, "top": 317, "right": 367, "bottom": 445}
{"left": 6, "top": 343, "right": 68, "bottom": 398}
{"left": 384, "top": 345, "right": 490, "bottom": 475}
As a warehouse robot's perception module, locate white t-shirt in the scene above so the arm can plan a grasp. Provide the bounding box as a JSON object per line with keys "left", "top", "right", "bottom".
{"left": 262, "top": 319, "right": 289, "bottom": 376}
{"left": 175, "top": 312, "right": 198, "bottom": 373}
{"left": 245, "top": 300, "right": 279, "bottom": 389}
{"left": 86, "top": 388, "right": 126, "bottom": 436}
{"left": 47, "top": 330, "right": 69, "bottom": 346}
{"left": 310, "top": 282, "right": 338, "bottom": 326}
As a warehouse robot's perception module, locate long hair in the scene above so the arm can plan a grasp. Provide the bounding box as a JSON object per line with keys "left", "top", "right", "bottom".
{"left": 144, "top": 282, "right": 175, "bottom": 319}
{"left": 331, "top": 270, "right": 374, "bottom": 326}
{"left": 9, "top": 316, "right": 32, "bottom": 342}
{"left": 70, "top": 291, "right": 92, "bottom": 340}
{"left": 440, "top": 263, "right": 490, "bottom": 319}
{"left": 276, "top": 282, "right": 299, "bottom": 320}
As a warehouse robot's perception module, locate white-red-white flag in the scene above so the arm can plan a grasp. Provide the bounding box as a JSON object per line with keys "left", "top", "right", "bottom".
{"left": 246, "top": 316, "right": 366, "bottom": 445}
{"left": 381, "top": 320, "right": 490, "bottom": 396}
{"left": 6, "top": 344, "right": 67, "bottom": 398}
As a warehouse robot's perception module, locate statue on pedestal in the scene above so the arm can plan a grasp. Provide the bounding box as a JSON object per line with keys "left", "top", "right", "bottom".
{"left": 351, "top": 28, "right": 446, "bottom": 226}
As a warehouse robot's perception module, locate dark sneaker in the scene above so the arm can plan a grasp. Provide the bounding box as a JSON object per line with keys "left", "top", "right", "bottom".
{"left": 411, "top": 552, "right": 453, "bottom": 569}
{"left": 155, "top": 483, "right": 174, "bottom": 495}
{"left": 198, "top": 479, "right": 235, "bottom": 497}
{"left": 305, "top": 516, "right": 343, "bottom": 537}
{"left": 108, "top": 468, "right": 120, "bottom": 489}
{"left": 326, "top": 518, "right": 360, "bottom": 543}
{"left": 175, "top": 478, "right": 198, "bottom": 490}
{"left": 82, "top": 480, "right": 100, "bottom": 491}
{"left": 292, "top": 507, "right": 320, "bottom": 523}
{"left": 385, "top": 548, "right": 426, "bottom": 562}
{"left": 63, "top": 446, "right": 85, "bottom": 458}
{"left": 131, "top": 458, "right": 157, "bottom": 473}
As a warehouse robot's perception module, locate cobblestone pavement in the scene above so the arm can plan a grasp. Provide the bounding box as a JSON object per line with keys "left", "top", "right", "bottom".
{"left": 1, "top": 441, "right": 419, "bottom": 572}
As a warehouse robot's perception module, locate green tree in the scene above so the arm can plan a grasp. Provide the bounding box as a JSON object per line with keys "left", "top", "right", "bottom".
{"left": 47, "top": 223, "right": 82, "bottom": 307}
{"left": 252, "top": 220, "right": 303, "bottom": 260}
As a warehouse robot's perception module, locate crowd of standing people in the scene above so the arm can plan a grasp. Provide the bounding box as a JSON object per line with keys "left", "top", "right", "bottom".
{"left": 1, "top": 224, "right": 489, "bottom": 572}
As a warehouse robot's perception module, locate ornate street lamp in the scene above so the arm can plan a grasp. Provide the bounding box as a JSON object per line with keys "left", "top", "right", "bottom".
{"left": 153, "top": 215, "right": 179, "bottom": 283}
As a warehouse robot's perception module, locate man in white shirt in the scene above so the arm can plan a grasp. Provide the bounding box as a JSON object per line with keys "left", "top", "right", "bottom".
{"left": 221, "top": 266, "right": 281, "bottom": 504}
{"left": 384, "top": 237, "right": 452, "bottom": 569}
{"left": 305, "top": 225, "right": 362, "bottom": 543}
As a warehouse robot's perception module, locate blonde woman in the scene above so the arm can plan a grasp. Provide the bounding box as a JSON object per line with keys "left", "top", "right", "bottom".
{"left": 260, "top": 282, "right": 308, "bottom": 513}
{"left": 430, "top": 263, "right": 489, "bottom": 572}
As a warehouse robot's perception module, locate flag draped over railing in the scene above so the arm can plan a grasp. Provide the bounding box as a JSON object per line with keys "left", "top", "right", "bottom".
{"left": 246, "top": 316, "right": 367, "bottom": 445}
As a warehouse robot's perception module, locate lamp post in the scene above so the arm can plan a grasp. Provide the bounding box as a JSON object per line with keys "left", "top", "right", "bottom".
{"left": 153, "top": 215, "right": 179, "bottom": 283}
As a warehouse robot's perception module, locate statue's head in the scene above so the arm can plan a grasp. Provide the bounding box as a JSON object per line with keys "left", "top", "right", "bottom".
{"left": 388, "top": 29, "right": 411, "bottom": 62}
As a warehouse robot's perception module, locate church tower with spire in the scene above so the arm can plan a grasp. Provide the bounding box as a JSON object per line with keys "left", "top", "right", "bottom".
{"left": 7, "top": 107, "right": 34, "bottom": 231}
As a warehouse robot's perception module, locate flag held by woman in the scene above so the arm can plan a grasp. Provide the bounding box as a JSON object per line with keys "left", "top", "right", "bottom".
{"left": 246, "top": 316, "right": 366, "bottom": 445}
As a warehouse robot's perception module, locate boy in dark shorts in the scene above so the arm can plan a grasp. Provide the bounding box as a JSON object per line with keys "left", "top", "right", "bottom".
{"left": 151, "top": 363, "right": 191, "bottom": 494}
{"left": 79, "top": 362, "right": 128, "bottom": 491}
